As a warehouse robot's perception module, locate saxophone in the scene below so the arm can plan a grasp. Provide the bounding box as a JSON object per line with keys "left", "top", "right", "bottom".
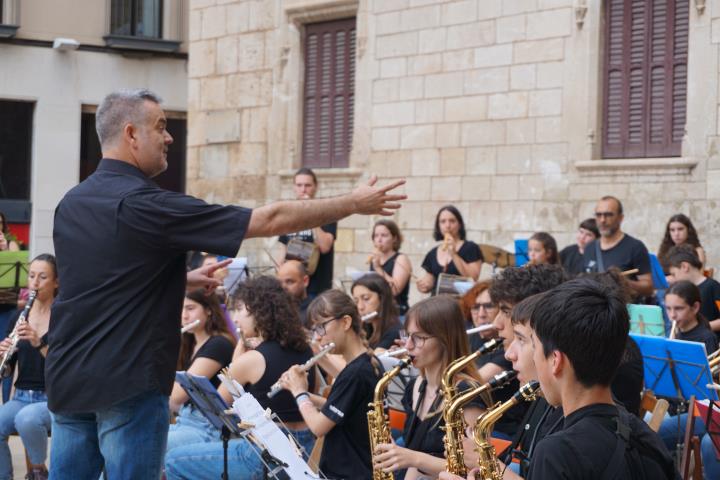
{"left": 472, "top": 380, "right": 541, "bottom": 480}
{"left": 368, "top": 358, "right": 410, "bottom": 480}
{"left": 0, "top": 290, "right": 37, "bottom": 377}
{"left": 441, "top": 338, "right": 502, "bottom": 404}
{"left": 443, "top": 370, "right": 517, "bottom": 476}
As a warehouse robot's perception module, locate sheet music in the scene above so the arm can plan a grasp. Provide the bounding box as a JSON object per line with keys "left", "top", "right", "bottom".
{"left": 223, "top": 257, "right": 248, "bottom": 296}
{"left": 231, "top": 392, "right": 322, "bottom": 479}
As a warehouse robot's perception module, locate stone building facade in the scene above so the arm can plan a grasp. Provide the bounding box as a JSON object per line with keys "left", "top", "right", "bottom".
{"left": 188, "top": 0, "right": 720, "bottom": 301}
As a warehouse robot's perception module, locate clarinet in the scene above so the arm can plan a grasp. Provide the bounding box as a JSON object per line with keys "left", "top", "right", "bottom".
{"left": 0, "top": 290, "right": 38, "bottom": 377}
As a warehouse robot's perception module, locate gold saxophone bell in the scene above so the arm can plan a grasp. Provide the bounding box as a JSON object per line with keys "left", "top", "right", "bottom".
{"left": 472, "top": 381, "right": 541, "bottom": 480}
{"left": 368, "top": 358, "right": 410, "bottom": 480}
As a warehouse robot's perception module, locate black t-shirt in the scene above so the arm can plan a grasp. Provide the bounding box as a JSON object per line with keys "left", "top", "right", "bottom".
{"left": 582, "top": 235, "right": 651, "bottom": 278}
{"left": 401, "top": 377, "right": 484, "bottom": 459}
{"left": 298, "top": 296, "right": 312, "bottom": 329}
{"left": 246, "top": 340, "right": 315, "bottom": 424}
{"left": 527, "top": 403, "right": 678, "bottom": 480}
{"left": 6, "top": 309, "right": 47, "bottom": 391}
{"left": 611, "top": 337, "right": 644, "bottom": 416}
{"left": 421, "top": 241, "right": 483, "bottom": 292}
{"left": 188, "top": 335, "right": 234, "bottom": 388}
{"left": 677, "top": 322, "right": 719, "bottom": 354}
{"left": 320, "top": 352, "right": 381, "bottom": 480}
{"left": 279, "top": 223, "right": 337, "bottom": 295}
{"left": 559, "top": 244, "right": 585, "bottom": 276}
{"left": 365, "top": 321, "right": 402, "bottom": 350}
{"left": 508, "top": 397, "right": 564, "bottom": 476}
{"left": 369, "top": 252, "right": 410, "bottom": 314}
{"left": 49, "top": 159, "right": 249, "bottom": 414}
{"left": 698, "top": 277, "right": 720, "bottom": 322}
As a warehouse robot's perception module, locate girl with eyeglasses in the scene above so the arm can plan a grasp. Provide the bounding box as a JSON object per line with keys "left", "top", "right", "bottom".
{"left": 164, "top": 276, "right": 316, "bottom": 480}
{"left": 373, "top": 296, "right": 484, "bottom": 479}
{"left": 459, "top": 281, "right": 499, "bottom": 352}
{"left": 277, "top": 289, "right": 383, "bottom": 480}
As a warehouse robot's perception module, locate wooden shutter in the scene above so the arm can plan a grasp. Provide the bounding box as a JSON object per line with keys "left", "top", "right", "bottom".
{"left": 602, "top": 0, "right": 688, "bottom": 158}
{"left": 302, "top": 18, "right": 356, "bottom": 168}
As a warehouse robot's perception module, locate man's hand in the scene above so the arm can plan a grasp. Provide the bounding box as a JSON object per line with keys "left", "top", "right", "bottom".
{"left": 186, "top": 258, "right": 232, "bottom": 293}
{"left": 350, "top": 176, "right": 406, "bottom": 216}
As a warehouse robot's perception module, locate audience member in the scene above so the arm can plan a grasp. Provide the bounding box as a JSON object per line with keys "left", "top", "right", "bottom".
{"left": 559, "top": 218, "right": 599, "bottom": 275}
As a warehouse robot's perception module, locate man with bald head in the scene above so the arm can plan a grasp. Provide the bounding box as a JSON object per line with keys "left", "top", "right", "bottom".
{"left": 582, "top": 196, "right": 653, "bottom": 299}
{"left": 277, "top": 260, "right": 311, "bottom": 327}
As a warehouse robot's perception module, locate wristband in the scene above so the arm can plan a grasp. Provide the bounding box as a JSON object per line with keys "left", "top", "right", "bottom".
{"left": 295, "top": 392, "right": 311, "bottom": 407}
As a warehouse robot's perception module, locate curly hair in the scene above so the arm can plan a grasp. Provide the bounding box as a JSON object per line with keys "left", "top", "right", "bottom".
{"left": 231, "top": 276, "right": 309, "bottom": 352}
{"left": 658, "top": 214, "right": 703, "bottom": 266}
{"left": 178, "top": 289, "right": 236, "bottom": 370}
{"left": 489, "top": 264, "right": 566, "bottom": 306}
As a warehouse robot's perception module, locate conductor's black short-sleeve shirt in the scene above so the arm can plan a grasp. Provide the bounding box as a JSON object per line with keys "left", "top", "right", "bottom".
{"left": 47, "top": 159, "right": 250, "bottom": 414}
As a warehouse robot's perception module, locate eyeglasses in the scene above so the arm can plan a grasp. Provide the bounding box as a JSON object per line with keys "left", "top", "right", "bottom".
{"left": 594, "top": 211, "right": 616, "bottom": 219}
{"left": 406, "top": 332, "right": 433, "bottom": 348}
{"left": 471, "top": 302, "right": 496, "bottom": 312}
{"left": 312, "top": 317, "right": 339, "bottom": 336}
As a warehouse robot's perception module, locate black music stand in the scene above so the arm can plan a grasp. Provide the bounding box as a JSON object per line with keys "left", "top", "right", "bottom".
{"left": 175, "top": 372, "right": 244, "bottom": 480}
{"left": 176, "top": 372, "right": 292, "bottom": 480}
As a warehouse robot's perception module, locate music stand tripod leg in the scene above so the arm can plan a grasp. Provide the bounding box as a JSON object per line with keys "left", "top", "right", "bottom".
{"left": 221, "top": 425, "right": 230, "bottom": 480}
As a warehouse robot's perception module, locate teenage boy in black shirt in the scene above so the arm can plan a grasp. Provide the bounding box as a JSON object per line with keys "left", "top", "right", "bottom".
{"left": 527, "top": 279, "right": 678, "bottom": 480}
{"left": 666, "top": 244, "right": 720, "bottom": 334}
{"left": 486, "top": 264, "right": 567, "bottom": 439}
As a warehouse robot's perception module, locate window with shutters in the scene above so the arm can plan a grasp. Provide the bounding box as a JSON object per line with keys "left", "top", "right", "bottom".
{"left": 302, "top": 18, "right": 356, "bottom": 169}
{"left": 602, "top": 0, "right": 689, "bottom": 158}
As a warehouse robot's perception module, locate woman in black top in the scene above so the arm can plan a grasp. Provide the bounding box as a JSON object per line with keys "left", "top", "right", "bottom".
{"left": 417, "top": 205, "right": 483, "bottom": 294}
{"left": 165, "top": 276, "right": 316, "bottom": 479}
{"left": 374, "top": 296, "right": 484, "bottom": 479}
{"left": 0, "top": 254, "right": 56, "bottom": 480}
{"left": 352, "top": 273, "right": 402, "bottom": 352}
{"left": 278, "top": 289, "right": 383, "bottom": 480}
{"left": 368, "top": 219, "right": 412, "bottom": 314}
{"left": 166, "top": 289, "right": 235, "bottom": 452}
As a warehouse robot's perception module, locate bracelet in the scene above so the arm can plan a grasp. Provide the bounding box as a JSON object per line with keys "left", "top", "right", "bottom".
{"left": 295, "top": 393, "right": 311, "bottom": 407}
{"left": 294, "top": 391, "right": 310, "bottom": 400}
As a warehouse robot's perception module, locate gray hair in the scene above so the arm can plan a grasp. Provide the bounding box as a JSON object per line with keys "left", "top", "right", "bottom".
{"left": 95, "top": 89, "right": 162, "bottom": 147}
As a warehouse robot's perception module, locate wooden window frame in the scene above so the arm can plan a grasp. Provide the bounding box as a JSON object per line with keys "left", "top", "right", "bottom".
{"left": 602, "top": 0, "right": 689, "bottom": 159}
{"left": 301, "top": 17, "right": 356, "bottom": 169}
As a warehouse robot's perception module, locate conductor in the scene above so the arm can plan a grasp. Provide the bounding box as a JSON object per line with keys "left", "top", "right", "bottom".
{"left": 46, "top": 89, "right": 405, "bottom": 479}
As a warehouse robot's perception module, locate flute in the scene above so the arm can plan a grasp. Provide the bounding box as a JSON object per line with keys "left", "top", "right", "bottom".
{"left": 381, "top": 325, "right": 496, "bottom": 358}
{"left": 180, "top": 319, "right": 201, "bottom": 334}
{"left": 267, "top": 342, "right": 336, "bottom": 398}
{"left": 361, "top": 311, "right": 378, "bottom": 322}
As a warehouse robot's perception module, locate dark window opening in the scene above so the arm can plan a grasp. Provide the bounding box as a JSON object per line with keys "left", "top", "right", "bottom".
{"left": 110, "top": 0, "right": 163, "bottom": 38}
{"left": 80, "top": 111, "right": 187, "bottom": 193}
{"left": 602, "top": 0, "right": 689, "bottom": 158}
{"left": 302, "top": 17, "right": 356, "bottom": 169}
{"left": 0, "top": 100, "right": 34, "bottom": 201}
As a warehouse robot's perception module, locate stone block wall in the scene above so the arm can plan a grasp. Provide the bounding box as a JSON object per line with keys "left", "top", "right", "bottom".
{"left": 188, "top": 0, "right": 720, "bottom": 304}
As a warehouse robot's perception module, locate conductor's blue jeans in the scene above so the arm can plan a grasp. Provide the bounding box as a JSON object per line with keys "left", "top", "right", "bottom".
{"left": 49, "top": 390, "right": 169, "bottom": 480}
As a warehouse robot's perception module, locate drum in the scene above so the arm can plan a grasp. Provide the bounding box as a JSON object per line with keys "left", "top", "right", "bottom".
{"left": 285, "top": 238, "right": 320, "bottom": 275}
